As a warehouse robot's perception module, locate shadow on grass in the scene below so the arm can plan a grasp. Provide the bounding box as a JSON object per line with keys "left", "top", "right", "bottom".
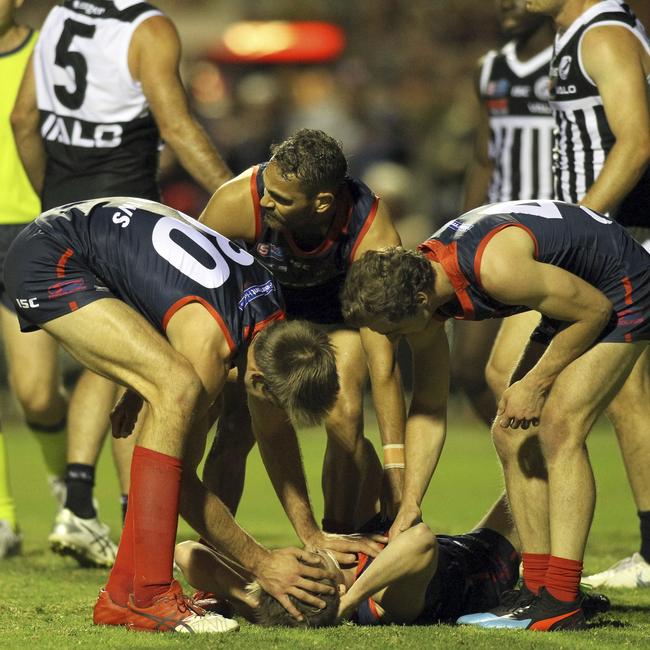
{"left": 610, "top": 603, "right": 650, "bottom": 614}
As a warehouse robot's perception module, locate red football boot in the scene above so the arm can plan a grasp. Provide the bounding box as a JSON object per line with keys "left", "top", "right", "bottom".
{"left": 126, "top": 580, "right": 239, "bottom": 633}
{"left": 93, "top": 589, "right": 128, "bottom": 626}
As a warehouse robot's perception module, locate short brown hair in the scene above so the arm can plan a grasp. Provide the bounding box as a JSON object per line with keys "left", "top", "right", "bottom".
{"left": 253, "top": 320, "right": 339, "bottom": 425}
{"left": 270, "top": 129, "right": 348, "bottom": 197}
{"left": 341, "top": 247, "right": 435, "bottom": 326}
{"left": 248, "top": 580, "right": 339, "bottom": 628}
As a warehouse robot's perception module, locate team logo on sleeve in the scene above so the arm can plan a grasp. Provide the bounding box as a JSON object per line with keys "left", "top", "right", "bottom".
{"left": 238, "top": 280, "right": 275, "bottom": 311}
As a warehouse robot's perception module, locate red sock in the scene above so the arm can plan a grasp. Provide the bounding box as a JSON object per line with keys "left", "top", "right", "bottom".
{"left": 545, "top": 555, "right": 583, "bottom": 602}
{"left": 522, "top": 552, "right": 549, "bottom": 595}
{"left": 130, "top": 445, "right": 182, "bottom": 607}
{"left": 105, "top": 495, "right": 135, "bottom": 606}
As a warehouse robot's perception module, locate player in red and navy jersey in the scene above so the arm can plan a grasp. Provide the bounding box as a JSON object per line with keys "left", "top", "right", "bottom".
{"left": 3, "top": 196, "right": 352, "bottom": 633}
{"left": 173, "top": 495, "right": 609, "bottom": 627}
{"left": 341, "top": 199, "right": 650, "bottom": 631}
{"left": 199, "top": 129, "right": 406, "bottom": 541}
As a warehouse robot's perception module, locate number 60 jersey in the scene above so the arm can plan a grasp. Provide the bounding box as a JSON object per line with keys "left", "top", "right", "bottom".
{"left": 4, "top": 198, "right": 285, "bottom": 356}
{"left": 34, "top": 0, "right": 162, "bottom": 210}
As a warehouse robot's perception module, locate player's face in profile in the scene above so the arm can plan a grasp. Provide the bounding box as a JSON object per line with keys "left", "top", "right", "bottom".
{"left": 525, "top": 0, "right": 565, "bottom": 16}
{"left": 498, "top": 0, "right": 545, "bottom": 36}
{"left": 260, "top": 162, "right": 315, "bottom": 232}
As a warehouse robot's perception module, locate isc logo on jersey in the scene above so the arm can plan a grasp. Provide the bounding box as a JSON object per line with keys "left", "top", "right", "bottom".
{"left": 41, "top": 113, "right": 122, "bottom": 148}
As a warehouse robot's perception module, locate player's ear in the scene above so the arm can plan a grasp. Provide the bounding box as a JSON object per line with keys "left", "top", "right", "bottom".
{"left": 415, "top": 290, "right": 429, "bottom": 306}
{"left": 314, "top": 191, "right": 335, "bottom": 214}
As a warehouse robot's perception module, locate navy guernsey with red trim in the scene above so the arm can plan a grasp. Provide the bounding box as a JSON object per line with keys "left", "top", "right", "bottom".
{"left": 249, "top": 162, "right": 379, "bottom": 324}
{"left": 417, "top": 200, "right": 650, "bottom": 342}
{"left": 6, "top": 197, "right": 285, "bottom": 355}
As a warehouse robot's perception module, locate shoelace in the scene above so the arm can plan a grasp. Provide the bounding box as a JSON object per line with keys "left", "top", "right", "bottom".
{"left": 159, "top": 592, "right": 206, "bottom": 617}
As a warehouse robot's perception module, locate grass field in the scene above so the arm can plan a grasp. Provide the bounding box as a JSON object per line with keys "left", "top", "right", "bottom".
{"left": 2, "top": 407, "right": 650, "bottom": 649}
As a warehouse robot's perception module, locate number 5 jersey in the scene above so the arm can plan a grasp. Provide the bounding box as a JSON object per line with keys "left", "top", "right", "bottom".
{"left": 33, "top": 1, "right": 162, "bottom": 210}
{"left": 4, "top": 198, "right": 285, "bottom": 356}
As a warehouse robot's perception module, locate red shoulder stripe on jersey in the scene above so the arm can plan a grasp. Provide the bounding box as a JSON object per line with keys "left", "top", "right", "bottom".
{"left": 243, "top": 309, "right": 286, "bottom": 343}
{"left": 162, "top": 296, "right": 237, "bottom": 354}
{"left": 250, "top": 166, "right": 263, "bottom": 241}
{"left": 419, "top": 241, "right": 475, "bottom": 319}
{"left": 56, "top": 248, "right": 74, "bottom": 278}
{"left": 349, "top": 197, "right": 380, "bottom": 263}
{"left": 473, "top": 224, "right": 539, "bottom": 289}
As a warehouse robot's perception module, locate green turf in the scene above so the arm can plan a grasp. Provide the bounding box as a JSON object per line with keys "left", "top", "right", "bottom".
{"left": 1, "top": 411, "right": 649, "bottom": 649}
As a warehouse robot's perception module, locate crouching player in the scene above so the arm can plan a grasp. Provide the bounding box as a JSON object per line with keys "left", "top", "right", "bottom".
{"left": 174, "top": 496, "right": 610, "bottom": 627}
{"left": 4, "top": 196, "right": 344, "bottom": 633}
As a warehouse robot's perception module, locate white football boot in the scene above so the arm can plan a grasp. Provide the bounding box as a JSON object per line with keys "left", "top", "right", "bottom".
{"left": 49, "top": 507, "right": 117, "bottom": 567}
{"left": 583, "top": 553, "right": 650, "bottom": 588}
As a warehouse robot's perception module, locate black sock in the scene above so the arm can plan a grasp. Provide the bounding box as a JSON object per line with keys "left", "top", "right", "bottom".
{"left": 64, "top": 463, "right": 96, "bottom": 519}
{"left": 120, "top": 494, "right": 128, "bottom": 525}
{"left": 639, "top": 511, "right": 650, "bottom": 563}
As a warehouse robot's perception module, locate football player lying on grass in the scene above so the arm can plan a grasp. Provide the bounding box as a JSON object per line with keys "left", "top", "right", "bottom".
{"left": 175, "top": 496, "right": 610, "bottom": 627}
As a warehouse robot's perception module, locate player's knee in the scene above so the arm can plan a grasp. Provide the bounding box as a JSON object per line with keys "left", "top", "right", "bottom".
{"left": 153, "top": 363, "right": 203, "bottom": 417}
{"left": 173, "top": 540, "right": 195, "bottom": 574}
{"left": 485, "top": 360, "right": 509, "bottom": 401}
{"left": 325, "top": 392, "right": 363, "bottom": 449}
{"left": 491, "top": 424, "right": 518, "bottom": 462}
{"left": 16, "top": 382, "right": 65, "bottom": 423}
{"left": 409, "top": 522, "right": 437, "bottom": 555}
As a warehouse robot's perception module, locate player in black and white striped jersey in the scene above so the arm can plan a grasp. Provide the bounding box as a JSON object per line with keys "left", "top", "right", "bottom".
{"left": 547, "top": 0, "right": 650, "bottom": 238}
{"left": 454, "top": 1, "right": 555, "bottom": 432}
{"left": 527, "top": 0, "right": 650, "bottom": 590}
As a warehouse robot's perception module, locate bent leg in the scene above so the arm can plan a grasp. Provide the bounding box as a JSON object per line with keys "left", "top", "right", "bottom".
{"left": 606, "top": 348, "right": 650, "bottom": 511}
{"left": 486, "top": 311, "right": 541, "bottom": 402}
{"left": 451, "top": 319, "right": 501, "bottom": 427}
{"left": 43, "top": 299, "right": 204, "bottom": 607}
{"left": 1, "top": 304, "right": 67, "bottom": 481}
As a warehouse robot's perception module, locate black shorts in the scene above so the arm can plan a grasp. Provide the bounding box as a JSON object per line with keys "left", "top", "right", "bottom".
{"left": 416, "top": 528, "right": 520, "bottom": 624}
{"left": 0, "top": 224, "right": 31, "bottom": 311}
{"left": 4, "top": 223, "right": 116, "bottom": 332}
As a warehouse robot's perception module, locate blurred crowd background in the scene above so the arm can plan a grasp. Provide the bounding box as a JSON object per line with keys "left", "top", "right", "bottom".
{"left": 17, "top": 0, "right": 504, "bottom": 249}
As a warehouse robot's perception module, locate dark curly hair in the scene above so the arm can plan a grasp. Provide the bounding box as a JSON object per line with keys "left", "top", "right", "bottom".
{"left": 270, "top": 129, "right": 348, "bottom": 197}
{"left": 341, "top": 247, "right": 436, "bottom": 326}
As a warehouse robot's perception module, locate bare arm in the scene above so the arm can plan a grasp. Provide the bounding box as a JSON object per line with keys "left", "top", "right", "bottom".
{"left": 165, "top": 304, "right": 331, "bottom": 618}
{"left": 248, "top": 394, "right": 386, "bottom": 563}
{"left": 354, "top": 202, "right": 407, "bottom": 515}
{"left": 338, "top": 523, "right": 437, "bottom": 623}
{"left": 480, "top": 227, "right": 613, "bottom": 427}
{"left": 462, "top": 64, "right": 493, "bottom": 212}
{"left": 198, "top": 169, "right": 259, "bottom": 240}
{"left": 130, "top": 16, "right": 232, "bottom": 193}
{"left": 360, "top": 327, "right": 406, "bottom": 516}
{"left": 579, "top": 26, "right": 650, "bottom": 213}
{"left": 390, "top": 322, "right": 449, "bottom": 539}
{"left": 10, "top": 54, "right": 46, "bottom": 195}
{"left": 248, "top": 394, "right": 320, "bottom": 544}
